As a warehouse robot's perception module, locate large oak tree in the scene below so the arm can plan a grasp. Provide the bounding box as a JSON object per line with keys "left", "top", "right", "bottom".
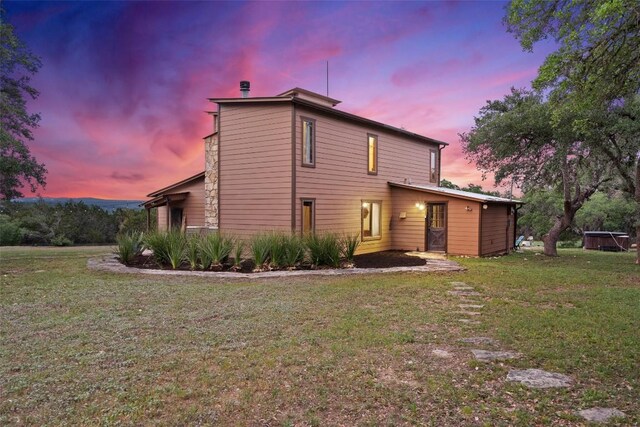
{"left": 1, "top": 7, "right": 47, "bottom": 200}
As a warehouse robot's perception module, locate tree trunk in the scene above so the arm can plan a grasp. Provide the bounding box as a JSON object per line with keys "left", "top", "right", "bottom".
{"left": 543, "top": 207, "right": 574, "bottom": 256}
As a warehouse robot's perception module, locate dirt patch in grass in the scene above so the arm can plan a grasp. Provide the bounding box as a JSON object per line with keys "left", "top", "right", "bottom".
{"left": 123, "top": 250, "right": 426, "bottom": 272}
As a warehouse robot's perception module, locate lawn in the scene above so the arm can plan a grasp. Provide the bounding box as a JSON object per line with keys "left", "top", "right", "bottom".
{"left": 1, "top": 246, "right": 638, "bottom": 426}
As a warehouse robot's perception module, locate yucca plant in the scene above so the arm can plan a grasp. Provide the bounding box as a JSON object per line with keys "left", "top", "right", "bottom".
{"left": 268, "top": 232, "right": 286, "bottom": 269}
{"left": 115, "top": 231, "right": 144, "bottom": 265}
{"left": 305, "top": 232, "right": 341, "bottom": 268}
{"left": 230, "top": 240, "right": 245, "bottom": 272}
{"left": 144, "top": 231, "right": 171, "bottom": 266}
{"left": 200, "top": 233, "right": 234, "bottom": 270}
{"left": 164, "top": 230, "right": 187, "bottom": 269}
{"left": 340, "top": 232, "right": 360, "bottom": 265}
{"left": 250, "top": 233, "right": 272, "bottom": 272}
{"left": 184, "top": 234, "right": 201, "bottom": 270}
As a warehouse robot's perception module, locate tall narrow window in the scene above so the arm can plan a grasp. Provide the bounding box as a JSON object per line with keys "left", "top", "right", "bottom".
{"left": 302, "top": 199, "right": 315, "bottom": 234}
{"left": 361, "top": 200, "right": 382, "bottom": 240}
{"left": 367, "top": 134, "right": 378, "bottom": 174}
{"left": 302, "top": 117, "right": 315, "bottom": 167}
{"left": 429, "top": 149, "right": 438, "bottom": 183}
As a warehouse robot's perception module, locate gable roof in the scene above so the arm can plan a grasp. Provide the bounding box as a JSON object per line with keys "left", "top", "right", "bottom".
{"left": 388, "top": 181, "right": 522, "bottom": 204}
{"left": 146, "top": 171, "right": 205, "bottom": 198}
{"left": 209, "top": 88, "right": 448, "bottom": 147}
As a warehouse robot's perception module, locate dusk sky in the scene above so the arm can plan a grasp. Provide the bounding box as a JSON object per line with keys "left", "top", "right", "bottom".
{"left": 7, "top": 1, "right": 554, "bottom": 200}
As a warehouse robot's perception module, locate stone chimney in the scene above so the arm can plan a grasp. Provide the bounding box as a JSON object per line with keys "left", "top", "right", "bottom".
{"left": 204, "top": 112, "right": 219, "bottom": 230}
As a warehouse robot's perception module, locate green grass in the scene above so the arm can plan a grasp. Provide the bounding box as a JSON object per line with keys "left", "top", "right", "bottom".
{"left": 1, "top": 246, "right": 638, "bottom": 425}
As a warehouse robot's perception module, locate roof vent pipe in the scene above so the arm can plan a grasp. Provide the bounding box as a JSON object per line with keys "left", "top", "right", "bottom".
{"left": 240, "top": 81, "right": 250, "bottom": 98}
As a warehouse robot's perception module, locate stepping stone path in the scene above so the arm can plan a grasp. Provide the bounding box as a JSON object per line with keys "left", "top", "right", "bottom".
{"left": 506, "top": 369, "right": 572, "bottom": 388}
{"left": 458, "top": 304, "right": 484, "bottom": 309}
{"left": 577, "top": 407, "right": 626, "bottom": 423}
{"left": 457, "top": 319, "right": 481, "bottom": 324}
{"left": 455, "top": 310, "right": 482, "bottom": 316}
{"left": 471, "top": 349, "right": 521, "bottom": 362}
{"left": 447, "top": 290, "right": 482, "bottom": 297}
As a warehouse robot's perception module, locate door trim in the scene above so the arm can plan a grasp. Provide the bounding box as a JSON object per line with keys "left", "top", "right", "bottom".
{"left": 425, "top": 202, "right": 448, "bottom": 252}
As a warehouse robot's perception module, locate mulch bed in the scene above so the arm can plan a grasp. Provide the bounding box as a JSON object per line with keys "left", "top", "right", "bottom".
{"left": 124, "top": 250, "right": 425, "bottom": 273}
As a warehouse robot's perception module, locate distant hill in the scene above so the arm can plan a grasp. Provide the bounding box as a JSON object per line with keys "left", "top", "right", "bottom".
{"left": 13, "top": 197, "right": 145, "bottom": 212}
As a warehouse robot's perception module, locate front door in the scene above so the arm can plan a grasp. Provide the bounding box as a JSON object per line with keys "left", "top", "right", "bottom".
{"left": 426, "top": 203, "right": 446, "bottom": 252}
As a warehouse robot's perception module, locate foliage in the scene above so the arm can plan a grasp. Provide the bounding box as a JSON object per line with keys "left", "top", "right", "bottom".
{"left": 0, "top": 200, "right": 146, "bottom": 245}
{"left": 506, "top": 0, "right": 640, "bottom": 105}
{"left": 0, "top": 214, "right": 23, "bottom": 245}
{"left": 306, "top": 233, "right": 341, "bottom": 268}
{"left": 184, "top": 235, "right": 200, "bottom": 270}
{"left": 281, "top": 233, "right": 306, "bottom": 269}
{"left": 460, "top": 88, "right": 610, "bottom": 255}
{"left": 340, "top": 233, "right": 360, "bottom": 263}
{"left": 438, "top": 179, "right": 504, "bottom": 197}
{"left": 0, "top": 6, "right": 47, "bottom": 200}
{"left": 231, "top": 240, "right": 245, "bottom": 270}
{"left": 199, "top": 232, "right": 234, "bottom": 269}
{"left": 115, "top": 232, "right": 144, "bottom": 266}
{"left": 50, "top": 234, "right": 73, "bottom": 247}
{"left": 115, "top": 208, "right": 155, "bottom": 235}
{"left": 250, "top": 233, "right": 272, "bottom": 271}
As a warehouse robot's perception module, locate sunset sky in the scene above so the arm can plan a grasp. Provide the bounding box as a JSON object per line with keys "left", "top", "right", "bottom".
{"left": 7, "top": 1, "right": 553, "bottom": 200}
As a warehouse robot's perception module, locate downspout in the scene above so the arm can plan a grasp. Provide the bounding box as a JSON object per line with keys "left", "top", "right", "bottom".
{"left": 438, "top": 145, "right": 444, "bottom": 186}
{"left": 291, "top": 103, "right": 297, "bottom": 231}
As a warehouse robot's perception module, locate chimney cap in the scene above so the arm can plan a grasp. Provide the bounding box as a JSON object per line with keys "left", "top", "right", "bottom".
{"left": 240, "top": 81, "right": 250, "bottom": 90}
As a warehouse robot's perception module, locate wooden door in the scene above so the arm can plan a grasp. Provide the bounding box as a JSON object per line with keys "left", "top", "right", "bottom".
{"left": 426, "top": 203, "right": 446, "bottom": 252}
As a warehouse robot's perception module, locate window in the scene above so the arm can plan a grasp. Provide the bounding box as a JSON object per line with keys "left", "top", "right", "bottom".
{"left": 301, "top": 199, "right": 315, "bottom": 234}
{"left": 302, "top": 117, "right": 315, "bottom": 167}
{"left": 361, "top": 200, "right": 381, "bottom": 240}
{"left": 367, "top": 134, "right": 378, "bottom": 174}
{"left": 429, "top": 149, "right": 438, "bottom": 183}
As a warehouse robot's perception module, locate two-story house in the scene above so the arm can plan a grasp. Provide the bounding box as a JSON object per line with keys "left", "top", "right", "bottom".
{"left": 144, "top": 83, "right": 520, "bottom": 256}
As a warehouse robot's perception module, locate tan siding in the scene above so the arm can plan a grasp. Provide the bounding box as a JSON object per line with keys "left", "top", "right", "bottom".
{"left": 154, "top": 178, "right": 206, "bottom": 230}
{"left": 390, "top": 187, "right": 480, "bottom": 255}
{"left": 219, "top": 103, "right": 292, "bottom": 239}
{"left": 294, "top": 106, "right": 440, "bottom": 254}
{"left": 481, "top": 204, "right": 513, "bottom": 255}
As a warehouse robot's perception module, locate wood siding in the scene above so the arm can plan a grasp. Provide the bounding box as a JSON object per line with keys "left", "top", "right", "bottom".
{"left": 294, "top": 106, "right": 439, "bottom": 254}
{"left": 480, "top": 204, "right": 514, "bottom": 256}
{"left": 154, "top": 178, "right": 205, "bottom": 230}
{"left": 390, "top": 187, "right": 480, "bottom": 255}
{"left": 219, "top": 103, "right": 292, "bottom": 239}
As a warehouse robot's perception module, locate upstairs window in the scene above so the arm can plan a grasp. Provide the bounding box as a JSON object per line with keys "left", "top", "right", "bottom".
{"left": 302, "top": 117, "right": 315, "bottom": 167}
{"left": 361, "top": 200, "right": 382, "bottom": 241}
{"left": 367, "top": 134, "right": 378, "bottom": 175}
{"left": 429, "top": 149, "right": 438, "bottom": 183}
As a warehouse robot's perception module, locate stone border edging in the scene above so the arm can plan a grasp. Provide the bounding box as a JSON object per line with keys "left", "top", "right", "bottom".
{"left": 87, "top": 255, "right": 464, "bottom": 279}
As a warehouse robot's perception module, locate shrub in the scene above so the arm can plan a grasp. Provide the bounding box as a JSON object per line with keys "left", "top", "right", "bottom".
{"left": 184, "top": 235, "right": 201, "bottom": 270}
{"left": 306, "top": 233, "right": 341, "bottom": 268}
{"left": 115, "top": 232, "right": 144, "bottom": 265}
{"left": 0, "top": 215, "right": 24, "bottom": 245}
{"left": 51, "top": 234, "right": 73, "bottom": 246}
{"left": 200, "top": 233, "right": 234, "bottom": 270}
{"left": 340, "top": 233, "right": 360, "bottom": 264}
{"left": 250, "top": 233, "right": 272, "bottom": 271}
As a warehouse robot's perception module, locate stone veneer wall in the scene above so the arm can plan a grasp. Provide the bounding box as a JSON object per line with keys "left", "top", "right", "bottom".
{"left": 204, "top": 133, "right": 219, "bottom": 229}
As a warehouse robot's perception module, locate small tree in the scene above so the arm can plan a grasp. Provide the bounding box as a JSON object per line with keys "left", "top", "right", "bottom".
{"left": 0, "top": 6, "right": 47, "bottom": 200}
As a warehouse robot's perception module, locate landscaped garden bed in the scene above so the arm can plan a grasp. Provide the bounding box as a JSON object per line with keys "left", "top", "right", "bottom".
{"left": 116, "top": 230, "right": 426, "bottom": 273}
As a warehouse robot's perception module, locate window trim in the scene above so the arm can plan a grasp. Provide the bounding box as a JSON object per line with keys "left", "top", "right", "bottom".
{"left": 367, "top": 133, "right": 378, "bottom": 175}
{"left": 360, "top": 199, "right": 382, "bottom": 242}
{"left": 301, "top": 116, "right": 316, "bottom": 168}
{"left": 429, "top": 149, "right": 438, "bottom": 183}
{"left": 301, "top": 198, "right": 316, "bottom": 234}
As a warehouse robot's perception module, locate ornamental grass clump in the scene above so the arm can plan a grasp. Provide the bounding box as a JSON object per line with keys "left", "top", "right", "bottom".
{"left": 115, "top": 231, "right": 144, "bottom": 265}
{"left": 306, "top": 232, "right": 341, "bottom": 268}
{"left": 200, "top": 233, "right": 234, "bottom": 270}
{"left": 250, "top": 233, "right": 272, "bottom": 272}
{"left": 340, "top": 233, "right": 360, "bottom": 266}
{"left": 184, "top": 235, "right": 201, "bottom": 270}
{"left": 144, "top": 231, "right": 171, "bottom": 266}
{"left": 282, "top": 233, "right": 306, "bottom": 269}
{"left": 230, "top": 240, "right": 245, "bottom": 272}
{"left": 164, "top": 230, "right": 187, "bottom": 269}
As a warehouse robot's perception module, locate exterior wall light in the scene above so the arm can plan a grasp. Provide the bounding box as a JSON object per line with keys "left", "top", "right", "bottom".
{"left": 415, "top": 202, "right": 425, "bottom": 211}
{"left": 482, "top": 204, "right": 488, "bottom": 210}
{"left": 465, "top": 206, "right": 473, "bottom": 212}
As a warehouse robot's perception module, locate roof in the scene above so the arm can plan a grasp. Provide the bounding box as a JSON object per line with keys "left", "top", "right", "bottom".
{"left": 208, "top": 88, "right": 448, "bottom": 147}
{"left": 388, "top": 181, "right": 523, "bottom": 204}
{"left": 146, "top": 171, "right": 205, "bottom": 198}
{"left": 276, "top": 87, "right": 342, "bottom": 106}
{"left": 142, "top": 192, "right": 189, "bottom": 209}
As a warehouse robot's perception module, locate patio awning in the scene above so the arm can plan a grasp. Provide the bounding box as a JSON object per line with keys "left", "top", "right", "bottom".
{"left": 142, "top": 192, "right": 189, "bottom": 209}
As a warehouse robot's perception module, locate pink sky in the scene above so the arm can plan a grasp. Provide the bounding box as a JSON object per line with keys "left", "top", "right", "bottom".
{"left": 8, "top": 1, "right": 552, "bottom": 200}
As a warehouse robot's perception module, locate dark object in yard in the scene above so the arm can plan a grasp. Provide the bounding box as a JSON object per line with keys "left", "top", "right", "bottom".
{"left": 583, "top": 231, "right": 629, "bottom": 252}
{"left": 354, "top": 250, "right": 426, "bottom": 268}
